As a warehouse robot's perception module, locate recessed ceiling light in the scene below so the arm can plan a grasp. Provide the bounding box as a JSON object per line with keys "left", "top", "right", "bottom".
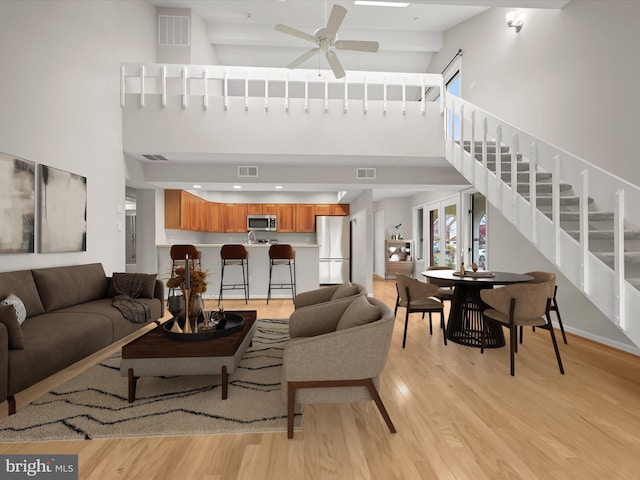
{"left": 233, "top": 185, "right": 242, "bottom": 189}
{"left": 193, "top": 184, "right": 202, "bottom": 189}
{"left": 275, "top": 185, "right": 283, "bottom": 190}
{"left": 354, "top": 1, "right": 410, "bottom": 7}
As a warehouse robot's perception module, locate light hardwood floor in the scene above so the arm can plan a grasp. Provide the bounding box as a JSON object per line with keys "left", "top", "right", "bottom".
{"left": 2, "top": 277, "right": 640, "bottom": 479}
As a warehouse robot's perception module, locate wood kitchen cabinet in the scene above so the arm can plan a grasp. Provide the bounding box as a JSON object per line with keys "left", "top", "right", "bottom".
{"left": 296, "top": 204, "right": 316, "bottom": 232}
{"left": 165, "top": 189, "right": 205, "bottom": 230}
{"left": 208, "top": 202, "right": 224, "bottom": 232}
{"left": 223, "top": 204, "right": 248, "bottom": 232}
{"left": 247, "top": 204, "right": 263, "bottom": 215}
{"left": 277, "top": 204, "right": 296, "bottom": 232}
{"left": 262, "top": 204, "right": 277, "bottom": 215}
{"left": 315, "top": 204, "right": 350, "bottom": 216}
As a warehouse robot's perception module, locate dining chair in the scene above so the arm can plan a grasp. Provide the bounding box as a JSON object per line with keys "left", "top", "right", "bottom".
{"left": 425, "top": 265, "right": 455, "bottom": 304}
{"left": 523, "top": 271, "right": 568, "bottom": 344}
{"left": 395, "top": 274, "right": 446, "bottom": 348}
{"left": 480, "top": 281, "right": 564, "bottom": 376}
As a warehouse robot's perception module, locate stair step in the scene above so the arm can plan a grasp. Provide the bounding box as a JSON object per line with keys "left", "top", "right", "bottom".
{"left": 566, "top": 230, "right": 640, "bottom": 240}
{"left": 501, "top": 171, "right": 553, "bottom": 182}
{"left": 595, "top": 252, "right": 640, "bottom": 267}
{"left": 555, "top": 211, "right": 615, "bottom": 221}
{"left": 487, "top": 161, "right": 530, "bottom": 172}
{"left": 461, "top": 141, "right": 510, "bottom": 153}
{"left": 627, "top": 277, "right": 640, "bottom": 289}
{"left": 475, "top": 153, "right": 523, "bottom": 162}
{"left": 517, "top": 183, "right": 573, "bottom": 194}
{"left": 529, "top": 196, "right": 591, "bottom": 207}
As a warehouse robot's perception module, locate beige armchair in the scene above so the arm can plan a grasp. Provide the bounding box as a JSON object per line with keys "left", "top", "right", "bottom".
{"left": 282, "top": 294, "right": 396, "bottom": 438}
{"left": 293, "top": 282, "right": 366, "bottom": 310}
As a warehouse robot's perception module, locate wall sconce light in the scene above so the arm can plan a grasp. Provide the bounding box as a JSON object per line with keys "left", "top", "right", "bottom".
{"left": 505, "top": 11, "right": 523, "bottom": 33}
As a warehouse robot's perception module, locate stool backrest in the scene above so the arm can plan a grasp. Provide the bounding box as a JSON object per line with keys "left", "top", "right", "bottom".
{"left": 269, "top": 244, "right": 295, "bottom": 260}
{"left": 170, "top": 244, "right": 200, "bottom": 261}
{"left": 221, "top": 244, "right": 248, "bottom": 260}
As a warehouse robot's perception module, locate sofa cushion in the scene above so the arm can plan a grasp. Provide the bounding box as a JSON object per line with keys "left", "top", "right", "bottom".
{"left": 1, "top": 293, "right": 27, "bottom": 325}
{"left": 336, "top": 295, "right": 381, "bottom": 331}
{"left": 331, "top": 282, "right": 359, "bottom": 300}
{"left": 0, "top": 304, "right": 25, "bottom": 349}
{"left": 0, "top": 269, "right": 45, "bottom": 317}
{"left": 32, "top": 263, "right": 108, "bottom": 312}
{"left": 108, "top": 273, "right": 157, "bottom": 299}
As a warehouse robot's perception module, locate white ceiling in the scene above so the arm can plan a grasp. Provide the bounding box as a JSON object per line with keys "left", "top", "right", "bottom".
{"left": 140, "top": 0, "right": 571, "bottom": 201}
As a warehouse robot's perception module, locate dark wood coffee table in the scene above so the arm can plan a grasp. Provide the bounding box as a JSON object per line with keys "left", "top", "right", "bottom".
{"left": 120, "top": 310, "right": 257, "bottom": 402}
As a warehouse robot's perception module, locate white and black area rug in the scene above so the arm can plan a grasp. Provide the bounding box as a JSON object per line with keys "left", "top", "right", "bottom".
{"left": 0, "top": 319, "right": 301, "bottom": 442}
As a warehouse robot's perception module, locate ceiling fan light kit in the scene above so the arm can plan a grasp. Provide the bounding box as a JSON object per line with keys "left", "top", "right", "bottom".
{"left": 275, "top": 4, "right": 379, "bottom": 79}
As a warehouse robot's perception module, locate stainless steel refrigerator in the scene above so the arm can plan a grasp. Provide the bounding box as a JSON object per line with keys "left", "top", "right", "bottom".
{"left": 316, "top": 216, "right": 351, "bottom": 284}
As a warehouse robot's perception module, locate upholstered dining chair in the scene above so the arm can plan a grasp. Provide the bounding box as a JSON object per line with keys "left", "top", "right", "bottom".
{"left": 480, "top": 281, "right": 565, "bottom": 376}
{"left": 524, "top": 271, "right": 568, "bottom": 344}
{"left": 425, "top": 265, "right": 455, "bottom": 304}
{"left": 395, "top": 274, "right": 446, "bottom": 348}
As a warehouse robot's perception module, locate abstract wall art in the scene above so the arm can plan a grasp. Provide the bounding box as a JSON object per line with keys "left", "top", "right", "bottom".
{"left": 0, "top": 152, "right": 35, "bottom": 253}
{"left": 39, "top": 164, "right": 87, "bottom": 253}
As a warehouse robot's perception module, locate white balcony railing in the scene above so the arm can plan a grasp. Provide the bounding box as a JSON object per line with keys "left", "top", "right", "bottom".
{"left": 120, "top": 63, "right": 444, "bottom": 115}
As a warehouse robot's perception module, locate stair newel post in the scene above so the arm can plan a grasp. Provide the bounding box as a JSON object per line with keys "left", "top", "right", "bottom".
{"left": 529, "top": 142, "right": 538, "bottom": 245}
{"left": 553, "top": 154, "right": 561, "bottom": 266}
{"left": 579, "top": 169, "right": 590, "bottom": 293}
{"left": 614, "top": 189, "right": 626, "bottom": 329}
{"left": 450, "top": 102, "right": 456, "bottom": 165}
{"left": 511, "top": 133, "right": 519, "bottom": 225}
{"left": 495, "top": 125, "right": 503, "bottom": 204}
{"left": 470, "top": 110, "right": 476, "bottom": 185}
{"left": 459, "top": 104, "right": 465, "bottom": 172}
{"left": 482, "top": 117, "right": 489, "bottom": 194}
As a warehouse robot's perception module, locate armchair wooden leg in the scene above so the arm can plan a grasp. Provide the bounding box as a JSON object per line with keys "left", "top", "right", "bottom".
{"left": 364, "top": 378, "right": 397, "bottom": 434}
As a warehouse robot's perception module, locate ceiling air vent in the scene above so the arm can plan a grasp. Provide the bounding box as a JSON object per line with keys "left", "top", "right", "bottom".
{"left": 238, "top": 165, "right": 259, "bottom": 177}
{"left": 356, "top": 168, "right": 376, "bottom": 180}
{"left": 142, "top": 154, "right": 168, "bottom": 161}
{"left": 158, "top": 15, "right": 190, "bottom": 47}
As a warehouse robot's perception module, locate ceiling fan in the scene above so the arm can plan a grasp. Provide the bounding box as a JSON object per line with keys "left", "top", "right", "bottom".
{"left": 275, "top": 4, "right": 379, "bottom": 79}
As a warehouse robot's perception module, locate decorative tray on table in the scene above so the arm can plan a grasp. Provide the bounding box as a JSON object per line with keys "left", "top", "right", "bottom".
{"left": 452, "top": 271, "right": 495, "bottom": 278}
{"left": 163, "top": 312, "right": 245, "bottom": 341}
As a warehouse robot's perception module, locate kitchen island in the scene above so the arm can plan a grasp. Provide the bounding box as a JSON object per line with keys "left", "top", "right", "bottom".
{"left": 157, "top": 243, "right": 320, "bottom": 302}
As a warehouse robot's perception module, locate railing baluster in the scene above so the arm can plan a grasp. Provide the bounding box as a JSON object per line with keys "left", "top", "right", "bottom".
{"left": 495, "top": 125, "right": 502, "bottom": 202}
{"left": 579, "top": 169, "right": 589, "bottom": 292}
{"left": 402, "top": 79, "right": 406, "bottom": 115}
{"left": 470, "top": 110, "right": 476, "bottom": 185}
{"left": 224, "top": 71, "right": 228, "bottom": 111}
{"left": 120, "top": 65, "right": 125, "bottom": 108}
{"left": 304, "top": 78, "right": 309, "bottom": 113}
{"left": 182, "top": 66, "right": 188, "bottom": 109}
{"left": 202, "top": 68, "right": 208, "bottom": 110}
{"left": 264, "top": 74, "right": 269, "bottom": 112}
{"left": 511, "top": 133, "right": 519, "bottom": 225}
{"left": 364, "top": 76, "right": 368, "bottom": 114}
{"left": 383, "top": 78, "right": 387, "bottom": 115}
{"left": 615, "top": 189, "right": 625, "bottom": 329}
{"left": 459, "top": 105, "right": 465, "bottom": 171}
{"left": 244, "top": 74, "right": 249, "bottom": 111}
{"left": 529, "top": 142, "right": 538, "bottom": 244}
{"left": 324, "top": 79, "right": 328, "bottom": 113}
{"left": 344, "top": 76, "right": 348, "bottom": 113}
{"left": 421, "top": 78, "right": 425, "bottom": 116}
{"left": 285, "top": 74, "right": 289, "bottom": 112}
{"left": 553, "top": 154, "right": 561, "bottom": 265}
{"left": 139, "top": 65, "right": 145, "bottom": 108}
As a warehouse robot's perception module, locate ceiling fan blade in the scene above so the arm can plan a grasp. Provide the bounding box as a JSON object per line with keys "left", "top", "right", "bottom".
{"left": 335, "top": 40, "right": 379, "bottom": 53}
{"left": 287, "top": 48, "right": 320, "bottom": 69}
{"left": 325, "top": 5, "right": 347, "bottom": 38}
{"left": 275, "top": 24, "right": 316, "bottom": 43}
{"left": 326, "top": 50, "right": 345, "bottom": 79}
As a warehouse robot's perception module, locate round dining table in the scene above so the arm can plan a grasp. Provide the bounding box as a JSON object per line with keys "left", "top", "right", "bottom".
{"left": 421, "top": 270, "right": 534, "bottom": 348}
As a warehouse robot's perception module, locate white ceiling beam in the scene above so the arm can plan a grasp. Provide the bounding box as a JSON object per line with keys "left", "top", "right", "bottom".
{"left": 208, "top": 23, "right": 443, "bottom": 53}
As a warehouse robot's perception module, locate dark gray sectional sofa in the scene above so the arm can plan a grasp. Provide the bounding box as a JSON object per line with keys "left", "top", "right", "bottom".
{"left": 0, "top": 263, "right": 164, "bottom": 414}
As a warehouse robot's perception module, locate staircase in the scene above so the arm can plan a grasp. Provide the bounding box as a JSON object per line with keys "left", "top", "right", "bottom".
{"left": 444, "top": 93, "right": 640, "bottom": 348}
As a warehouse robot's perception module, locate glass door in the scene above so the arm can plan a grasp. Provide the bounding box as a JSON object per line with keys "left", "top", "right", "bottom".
{"left": 427, "top": 196, "right": 460, "bottom": 268}
{"left": 470, "top": 192, "right": 487, "bottom": 270}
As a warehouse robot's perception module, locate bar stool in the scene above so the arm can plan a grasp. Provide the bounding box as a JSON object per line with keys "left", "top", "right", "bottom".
{"left": 169, "top": 244, "right": 201, "bottom": 296}
{"left": 267, "top": 244, "right": 296, "bottom": 304}
{"left": 219, "top": 244, "right": 249, "bottom": 305}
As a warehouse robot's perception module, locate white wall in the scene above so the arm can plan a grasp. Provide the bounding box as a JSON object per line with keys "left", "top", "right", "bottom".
{"left": 350, "top": 190, "right": 374, "bottom": 293}
{"left": 429, "top": 1, "right": 640, "bottom": 186}
{"left": 0, "top": 0, "right": 156, "bottom": 275}
{"left": 375, "top": 197, "right": 412, "bottom": 242}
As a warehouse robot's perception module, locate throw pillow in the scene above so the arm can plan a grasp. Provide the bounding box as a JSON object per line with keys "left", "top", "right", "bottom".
{"left": 336, "top": 295, "right": 381, "bottom": 331}
{"left": 0, "top": 304, "right": 25, "bottom": 349}
{"left": 109, "top": 273, "right": 157, "bottom": 299}
{"left": 1, "top": 293, "right": 27, "bottom": 325}
{"left": 331, "top": 282, "right": 359, "bottom": 300}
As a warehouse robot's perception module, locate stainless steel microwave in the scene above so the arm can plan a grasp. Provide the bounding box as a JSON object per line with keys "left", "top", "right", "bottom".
{"left": 247, "top": 214, "right": 277, "bottom": 232}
